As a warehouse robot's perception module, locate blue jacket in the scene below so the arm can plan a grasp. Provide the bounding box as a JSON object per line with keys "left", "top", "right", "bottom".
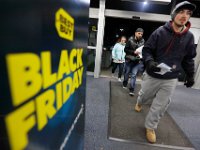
{"left": 143, "top": 21, "right": 196, "bottom": 79}
{"left": 112, "top": 43, "right": 126, "bottom": 62}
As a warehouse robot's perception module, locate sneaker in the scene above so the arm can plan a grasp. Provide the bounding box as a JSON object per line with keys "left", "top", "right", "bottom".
{"left": 118, "top": 78, "right": 122, "bottom": 82}
{"left": 146, "top": 128, "right": 156, "bottom": 143}
{"left": 123, "top": 86, "right": 127, "bottom": 89}
{"left": 135, "top": 103, "right": 142, "bottom": 112}
{"left": 129, "top": 92, "right": 134, "bottom": 96}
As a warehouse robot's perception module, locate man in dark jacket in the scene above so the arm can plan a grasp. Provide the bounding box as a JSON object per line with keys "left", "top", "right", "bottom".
{"left": 134, "top": 1, "right": 196, "bottom": 144}
{"left": 123, "top": 28, "right": 145, "bottom": 96}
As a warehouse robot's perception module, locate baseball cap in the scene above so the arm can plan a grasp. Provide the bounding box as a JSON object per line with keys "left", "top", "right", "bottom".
{"left": 135, "top": 28, "right": 144, "bottom": 33}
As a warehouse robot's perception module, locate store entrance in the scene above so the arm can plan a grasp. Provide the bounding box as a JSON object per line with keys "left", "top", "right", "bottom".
{"left": 100, "top": 17, "right": 164, "bottom": 77}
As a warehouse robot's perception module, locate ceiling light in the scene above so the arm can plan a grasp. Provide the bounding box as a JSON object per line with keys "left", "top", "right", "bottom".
{"left": 120, "top": 0, "right": 171, "bottom": 5}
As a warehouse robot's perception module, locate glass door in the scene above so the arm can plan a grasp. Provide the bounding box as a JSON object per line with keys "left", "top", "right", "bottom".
{"left": 87, "top": 18, "right": 98, "bottom": 72}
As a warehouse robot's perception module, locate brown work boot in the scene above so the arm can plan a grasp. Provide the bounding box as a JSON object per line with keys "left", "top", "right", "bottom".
{"left": 146, "top": 128, "right": 156, "bottom": 143}
{"left": 134, "top": 103, "right": 142, "bottom": 112}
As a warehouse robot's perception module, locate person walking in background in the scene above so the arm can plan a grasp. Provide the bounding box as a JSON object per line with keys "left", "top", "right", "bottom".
{"left": 112, "top": 36, "right": 126, "bottom": 82}
{"left": 134, "top": 1, "right": 196, "bottom": 144}
{"left": 123, "top": 28, "right": 145, "bottom": 96}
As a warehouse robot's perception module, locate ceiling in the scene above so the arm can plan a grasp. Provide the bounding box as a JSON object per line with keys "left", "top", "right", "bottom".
{"left": 90, "top": 0, "right": 200, "bottom": 17}
{"left": 120, "top": 0, "right": 171, "bottom": 5}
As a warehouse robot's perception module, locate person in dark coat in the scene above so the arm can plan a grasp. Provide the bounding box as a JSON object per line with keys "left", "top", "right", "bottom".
{"left": 123, "top": 28, "right": 145, "bottom": 96}
{"left": 134, "top": 1, "right": 196, "bottom": 144}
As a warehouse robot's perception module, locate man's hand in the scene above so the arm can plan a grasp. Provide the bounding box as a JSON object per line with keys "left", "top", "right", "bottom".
{"left": 134, "top": 51, "right": 140, "bottom": 55}
{"left": 146, "top": 60, "right": 161, "bottom": 72}
{"left": 135, "top": 55, "right": 140, "bottom": 60}
{"left": 184, "top": 76, "right": 194, "bottom": 88}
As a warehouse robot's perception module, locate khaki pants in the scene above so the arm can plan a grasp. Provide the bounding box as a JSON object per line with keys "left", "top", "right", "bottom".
{"left": 137, "top": 72, "right": 177, "bottom": 129}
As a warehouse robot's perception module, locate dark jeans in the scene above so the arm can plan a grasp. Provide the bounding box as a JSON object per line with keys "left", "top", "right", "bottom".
{"left": 112, "top": 62, "right": 124, "bottom": 78}
{"left": 123, "top": 61, "right": 144, "bottom": 92}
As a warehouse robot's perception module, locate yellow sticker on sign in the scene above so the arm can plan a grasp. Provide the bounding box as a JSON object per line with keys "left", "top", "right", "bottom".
{"left": 55, "top": 8, "right": 74, "bottom": 41}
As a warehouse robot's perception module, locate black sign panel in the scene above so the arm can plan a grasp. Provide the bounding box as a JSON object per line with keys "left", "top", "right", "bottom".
{"left": 0, "top": 0, "right": 89, "bottom": 149}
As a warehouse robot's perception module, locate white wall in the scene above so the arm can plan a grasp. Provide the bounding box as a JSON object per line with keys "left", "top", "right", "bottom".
{"left": 89, "top": 8, "right": 200, "bottom": 86}
{"left": 190, "top": 28, "right": 200, "bottom": 44}
{"left": 90, "top": 8, "right": 200, "bottom": 43}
